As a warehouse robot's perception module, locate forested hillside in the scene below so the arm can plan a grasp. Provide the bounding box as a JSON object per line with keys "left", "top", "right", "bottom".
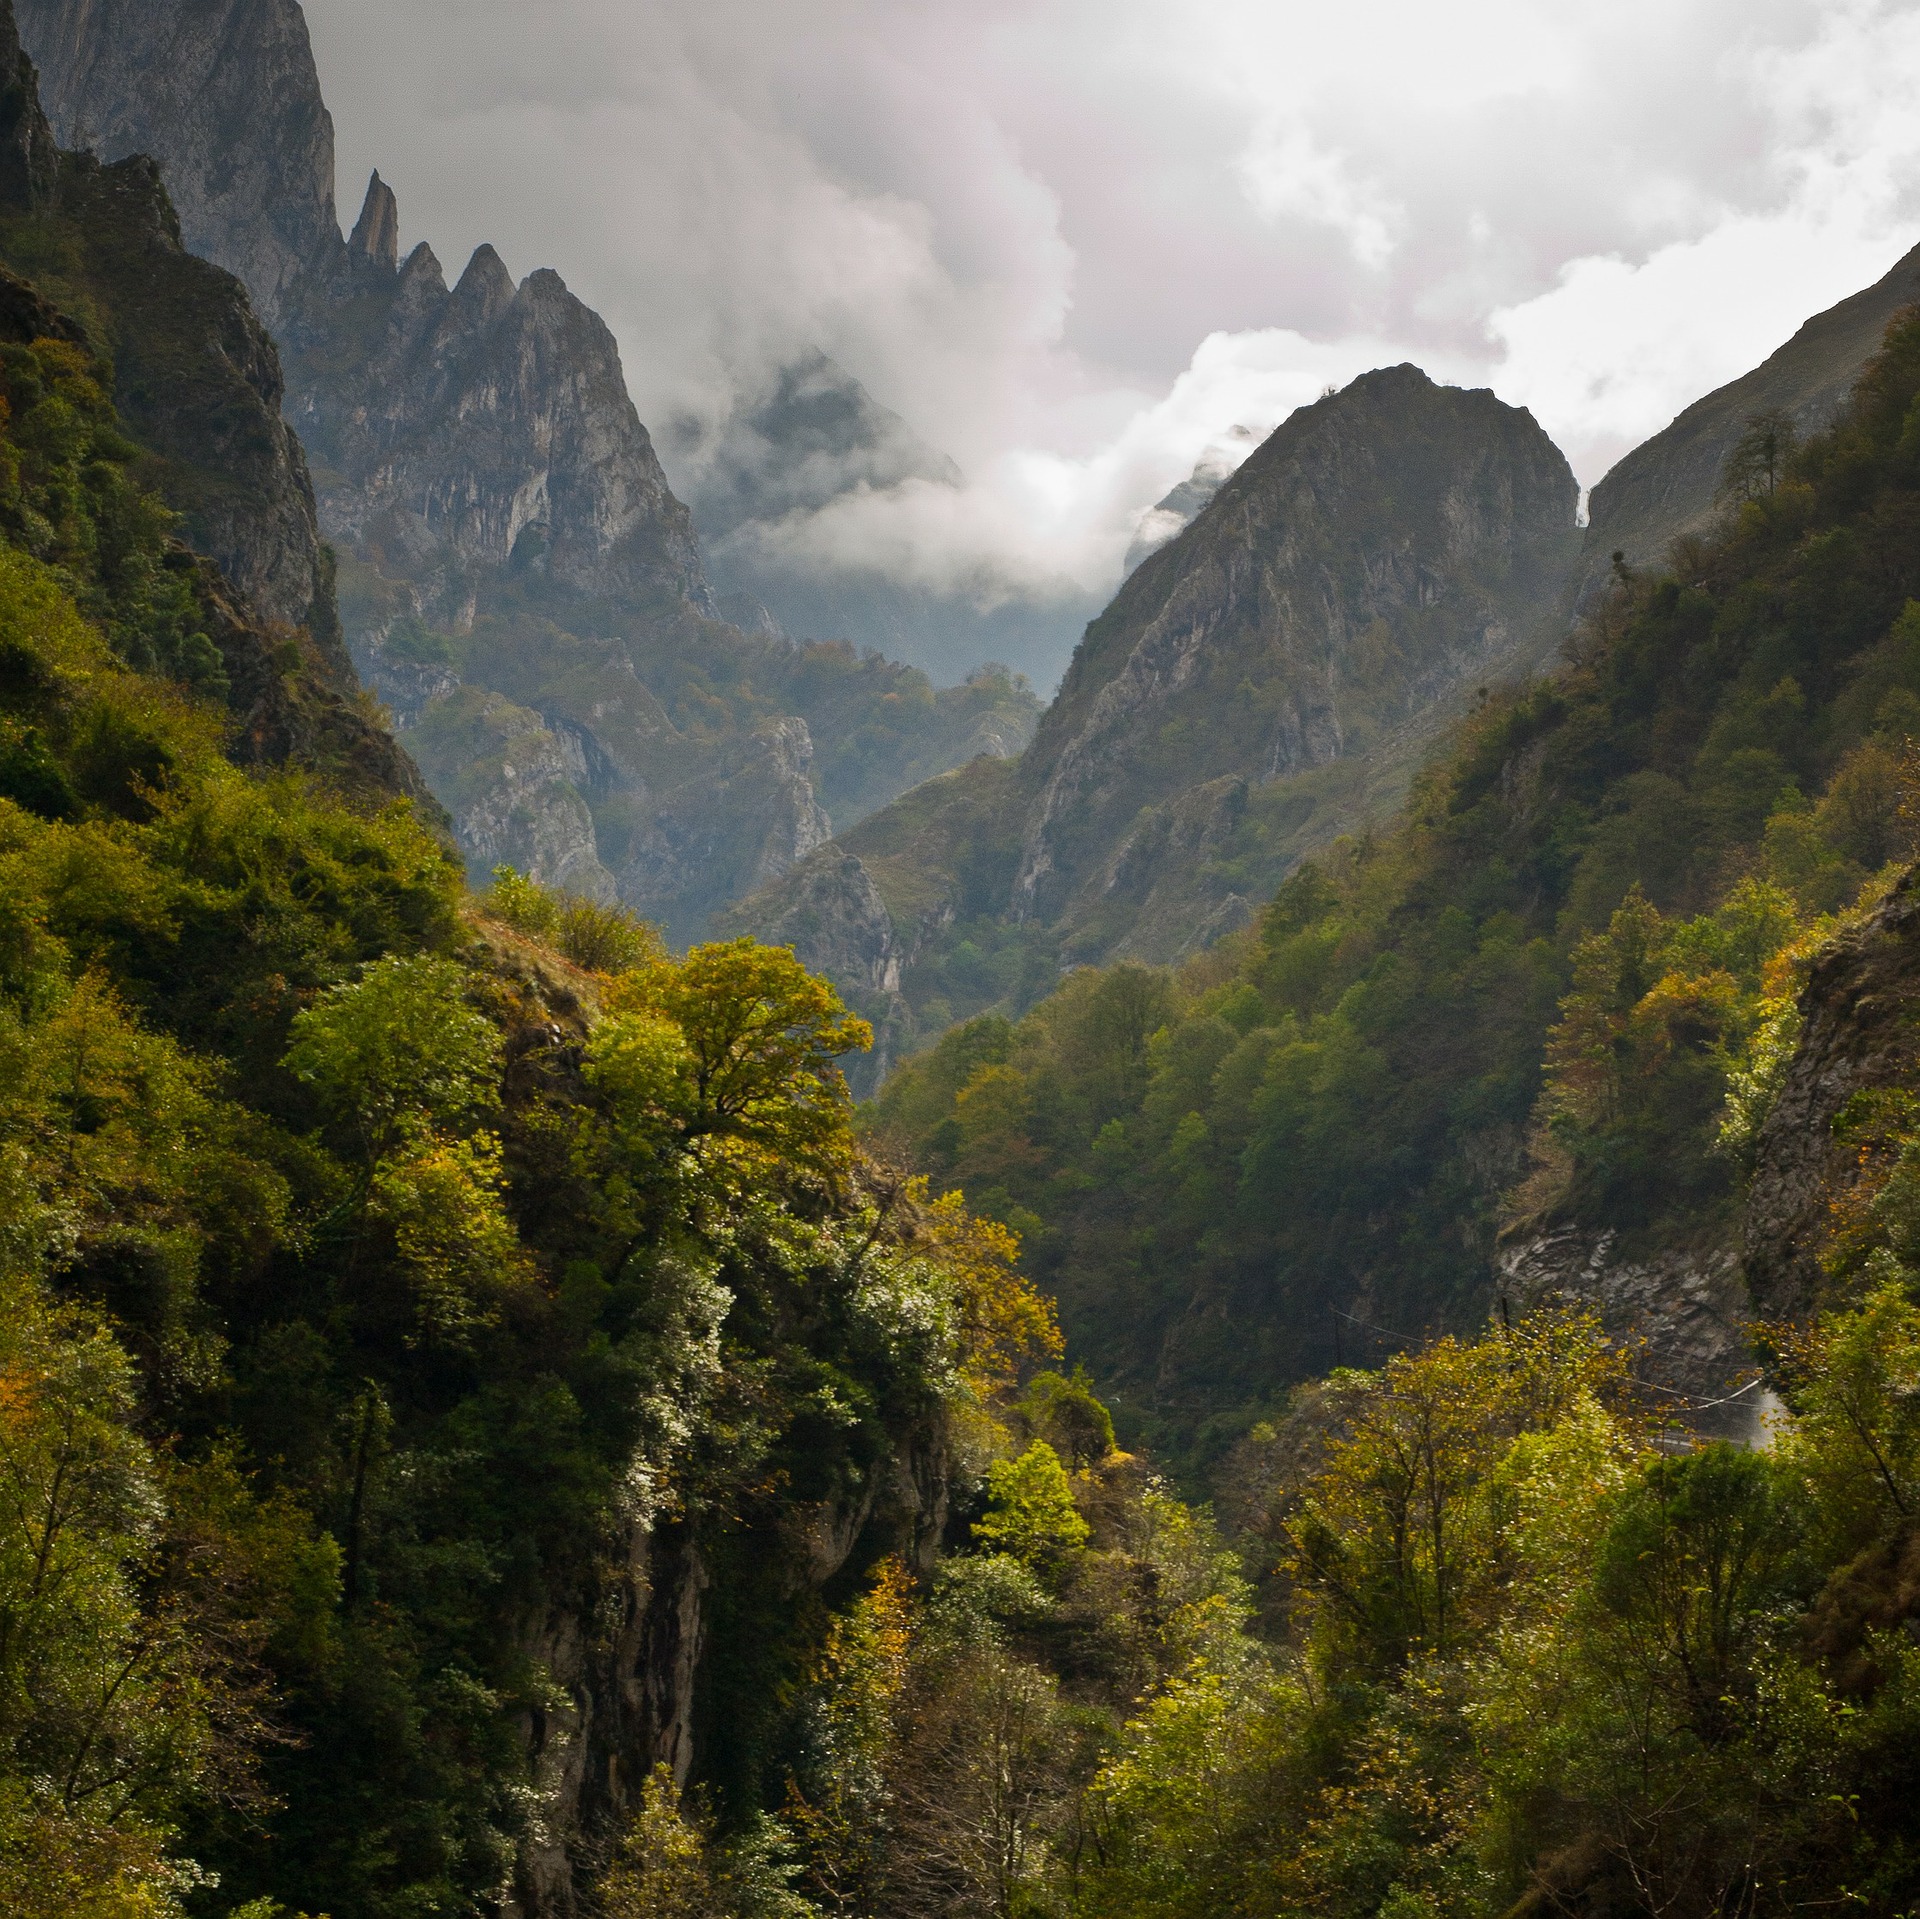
{"left": 874, "top": 313, "right": 1920, "bottom": 1462}
{"left": 0, "top": 19, "right": 1061, "bottom": 1912}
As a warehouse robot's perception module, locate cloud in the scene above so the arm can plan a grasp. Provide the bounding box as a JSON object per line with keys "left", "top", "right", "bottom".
{"left": 299, "top": 0, "right": 1920, "bottom": 670}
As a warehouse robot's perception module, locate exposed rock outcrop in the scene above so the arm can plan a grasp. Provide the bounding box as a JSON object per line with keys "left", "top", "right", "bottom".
{"left": 17, "top": 10, "right": 716, "bottom": 619}
{"left": 17, "top": 0, "right": 340, "bottom": 328}
{"left": 284, "top": 176, "right": 716, "bottom": 617}
{"left": 1745, "top": 868, "right": 1920, "bottom": 1318}
{"left": 408, "top": 687, "right": 617, "bottom": 902}
{"left": 617, "top": 717, "right": 833, "bottom": 946}
{"left": 1123, "top": 427, "right": 1256, "bottom": 575}
{"left": 1497, "top": 1229, "right": 1770, "bottom": 1444}
{"left": 1016, "top": 366, "right": 1577, "bottom": 929}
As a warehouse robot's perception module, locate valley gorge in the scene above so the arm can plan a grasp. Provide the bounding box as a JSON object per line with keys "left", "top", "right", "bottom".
{"left": 3, "top": 3, "right": 1920, "bottom": 1917}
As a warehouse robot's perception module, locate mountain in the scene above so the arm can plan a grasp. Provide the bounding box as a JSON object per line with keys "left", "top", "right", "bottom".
{"left": 17, "top": 0, "right": 1040, "bottom": 938}
{"left": 288, "top": 172, "right": 714, "bottom": 622}
{"left": 8, "top": 8, "right": 1920, "bottom": 1914}
{"left": 1572, "top": 236, "right": 1920, "bottom": 605}
{"left": 15, "top": 0, "right": 338, "bottom": 327}
{"left": 674, "top": 345, "right": 1097, "bottom": 685}
{"left": 873, "top": 288, "right": 1920, "bottom": 1462}
{"left": 0, "top": 2, "right": 426, "bottom": 809}
{"left": 729, "top": 365, "right": 1578, "bottom": 1081}
{"left": 682, "top": 346, "right": 964, "bottom": 549}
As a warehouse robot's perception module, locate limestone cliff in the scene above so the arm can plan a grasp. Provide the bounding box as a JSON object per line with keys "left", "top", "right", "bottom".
{"left": 18, "top": 5, "right": 718, "bottom": 617}
{"left": 16, "top": 0, "right": 338, "bottom": 328}
{"left": 285, "top": 178, "right": 715, "bottom": 617}
{"left": 0, "top": 0, "right": 431, "bottom": 810}
{"left": 1016, "top": 365, "right": 1578, "bottom": 933}
{"left": 19, "top": 4, "right": 1041, "bottom": 933}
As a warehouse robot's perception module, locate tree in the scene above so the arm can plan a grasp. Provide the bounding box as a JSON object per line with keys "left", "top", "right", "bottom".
{"left": 283, "top": 954, "right": 500, "bottom": 1163}
{"left": 973, "top": 1442, "right": 1090, "bottom": 1571}
{"left": 587, "top": 940, "right": 871, "bottom": 1185}
{"left": 601, "top": 1765, "right": 727, "bottom": 1919}
{"left": 1286, "top": 1314, "right": 1628, "bottom": 1670}
{"left": 1719, "top": 408, "right": 1799, "bottom": 503}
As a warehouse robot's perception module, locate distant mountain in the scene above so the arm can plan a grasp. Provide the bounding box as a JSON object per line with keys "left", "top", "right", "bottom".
{"left": 1573, "top": 238, "right": 1920, "bottom": 605}
{"left": 681, "top": 347, "right": 963, "bottom": 544}
{"left": 288, "top": 172, "right": 714, "bottom": 622}
{"left": 670, "top": 347, "right": 1097, "bottom": 684}
{"left": 727, "top": 365, "right": 1579, "bottom": 1084}
{"left": 1122, "top": 426, "right": 1256, "bottom": 574}
{"left": 18, "top": 0, "right": 1039, "bottom": 935}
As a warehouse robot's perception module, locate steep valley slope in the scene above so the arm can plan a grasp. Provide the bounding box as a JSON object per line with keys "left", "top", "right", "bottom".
{"left": 0, "top": 9, "right": 1038, "bottom": 1911}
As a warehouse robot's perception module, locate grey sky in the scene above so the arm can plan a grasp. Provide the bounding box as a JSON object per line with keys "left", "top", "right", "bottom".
{"left": 300, "top": 0, "right": 1920, "bottom": 603}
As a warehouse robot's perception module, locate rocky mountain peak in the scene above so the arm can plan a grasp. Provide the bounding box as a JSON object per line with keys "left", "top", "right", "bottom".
{"left": 454, "top": 242, "right": 516, "bottom": 324}
{"left": 17, "top": 0, "right": 341, "bottom": 328}
{"left": 1009, "top": 362, "right": 1578, "bottom": 928}
{"left": 348, "top": 167, "right": 399, "bottom": 274}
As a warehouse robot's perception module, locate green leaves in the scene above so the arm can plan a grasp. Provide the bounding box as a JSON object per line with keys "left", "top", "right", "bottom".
{"left": 284, "top": 954, "right": 501, "bottom": 1163}
{"left": 973, "top": 1441, "right": 1090, "bottom": 1571}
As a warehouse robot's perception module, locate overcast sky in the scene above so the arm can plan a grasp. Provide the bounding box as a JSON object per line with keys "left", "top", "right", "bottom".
{"left": 301, "top": 0, "right": 1920, "bottom": 614}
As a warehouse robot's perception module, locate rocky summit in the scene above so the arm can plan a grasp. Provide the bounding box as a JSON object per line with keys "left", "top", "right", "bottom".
{"left": 730, "top": 364, "right": 1579, "bottom": 1079}
{"left": 284, "top": 173, "right": 714, "bottom": 621}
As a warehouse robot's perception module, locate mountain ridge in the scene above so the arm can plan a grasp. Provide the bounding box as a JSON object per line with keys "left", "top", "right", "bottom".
{"left": 728, "top": 363, "right": 1579, "bottom": 1083}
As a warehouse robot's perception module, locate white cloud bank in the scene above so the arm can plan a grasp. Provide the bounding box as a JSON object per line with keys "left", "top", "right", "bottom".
{"left": 299, "top": 0, "right": 1920, "bottom": 645}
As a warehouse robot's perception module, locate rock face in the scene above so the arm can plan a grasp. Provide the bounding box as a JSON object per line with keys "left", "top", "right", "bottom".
{"left": 1745, "top": 868, "right": 1920, "bottom": 1319}
{"left": 17, "top": 0, "right": 716, "bottom": 617}
{"left": 1497, "top": 1229, "right": 1771, "bottom": 1444}
{"left": 1016, "top": 366, "right": 1578, "bottom": 929}
{"left": 1572, "top": 239, "right": 1920, "bottom": 609}
{"left": 16, "top": 0, "right": 339, "bottom": 329}
{"left": 0, "top": 0, "right": 432, "bottom": 812}
{"left": 284, "top": 180, "right": 715, "bottom": 618}
{"left": 406, "top": 687, "right": 619, "bottom": 903}
{"left": 615, "top": 716, "right": 833, "bottom": 943}
{"left": 1123, "top": 428, "right": 1256, "bottom": 574}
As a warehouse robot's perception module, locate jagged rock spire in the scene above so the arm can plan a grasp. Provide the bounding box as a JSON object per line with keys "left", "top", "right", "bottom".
{"left": 349, "top": 168, "right": 398, "bottom": 274}
{"left": 454, "top": 243, "right": 515, "bottom": 325}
